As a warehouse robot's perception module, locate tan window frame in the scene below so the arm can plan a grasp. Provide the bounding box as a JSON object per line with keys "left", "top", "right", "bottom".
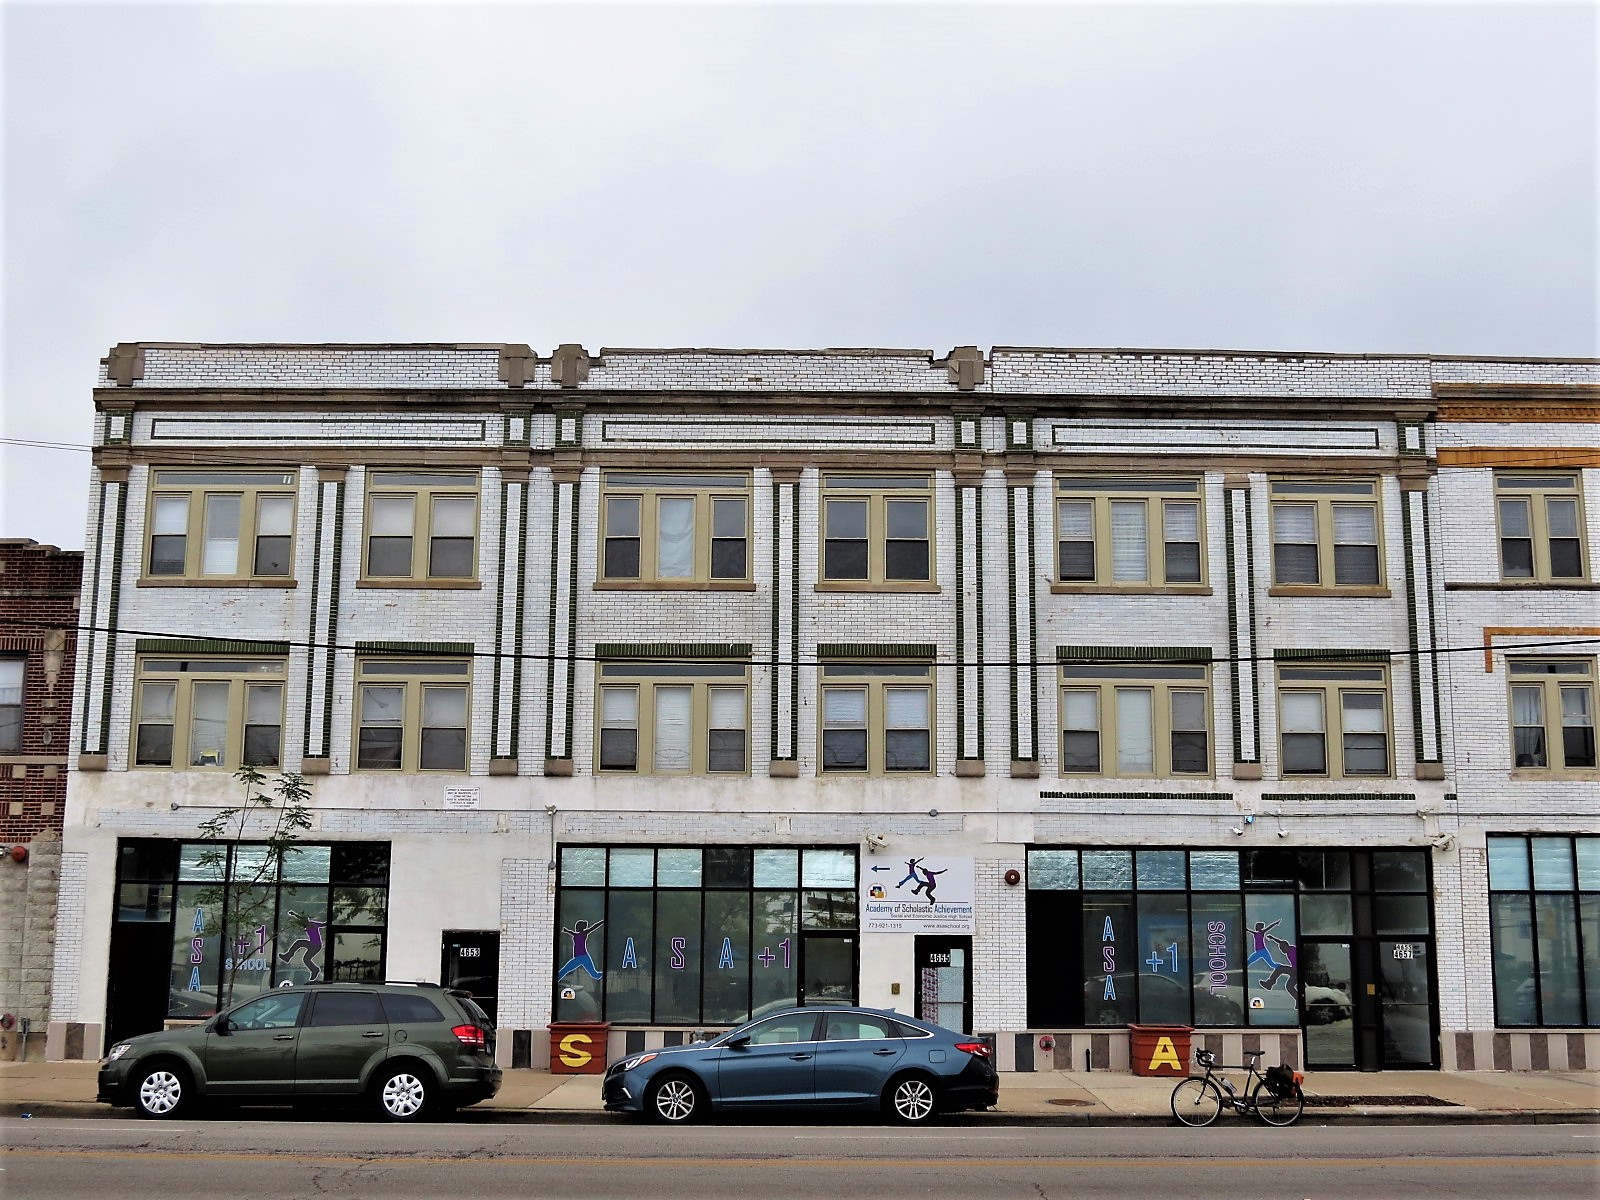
{"left": 1054, "top": 476, "right": 1205, "bottom": 589}
{"left": 145, "top": 470, "right": 297, "bottom": 581}
{"left": 820, "top": 474, "right": 933, "bottom": 586}
{"left": 354, "top": 658, "right": 471, "bottom": 772}
{"left": 599, "top": 472, "right": 751, "bottom": 586}
{"left": 133, "top": 658, "right": 286, "bottom": 770}
{"left": 1509, "top": 658, "right": 1597, "bottom": 772}
{"left": 595, "top": 662, "right": 749, "bottom": 775}
{"left": 1269, "top": 479, "right": 1383, "bottom": 591}
{"left": 820, "top": 662, "right": 933, "bottom": 775}
{"left": 363, "top": 472, "right": 479, "bottom": 582}
{"left": 1495, "top": 474, "right": 1587, "bottom": 583}
{"left": 1059, "top": 662, "right": 1212, "bottom": 778}
{"left": 1276, "top": 664, "right": 1391, "bottom": 779}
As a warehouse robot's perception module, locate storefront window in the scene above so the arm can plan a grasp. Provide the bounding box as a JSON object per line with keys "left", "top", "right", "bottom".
{"left": 113, "top": 839, "right": 389, "bottom": 1018}
{"left": 554, "top": 845, "right": 857, "bottom": 1024}
{"left": 1488, "top": 834, "right": 1599, "bottom": 1027}
{"left": 1026, "top": 847, "right": 1388, "bottom": 1030}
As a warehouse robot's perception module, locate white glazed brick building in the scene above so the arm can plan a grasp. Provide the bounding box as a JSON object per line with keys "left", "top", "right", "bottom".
{"left": 48, "top": 341, "right": 1598, "bottom": 1076}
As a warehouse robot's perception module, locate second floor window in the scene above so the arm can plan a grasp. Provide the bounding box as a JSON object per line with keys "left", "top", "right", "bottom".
{"left": 1496, "top": 473, "right": 1586, "bottom": 582}
{"left": 1509, "top": 659, "right": 1597, "bottom": 771}
{"left": 596, "top": 662, "right": 749, "bottom": 774}
{"left": 1055, "top": 477, "right": 1204, "bottom": 587}
{"left": 1270, "top": 479, "right": 1382, "bottom": 589}
{"left": 600, "top": 473, "right": 749, "bottom": 584}
{"left": 0, "top": 657, "right": 22, "bottom": 753}
{"left": 1277, "top": 663, "right": 1391, "bottom": 778}
{"left": 365, "top": 472, "right": 478, "bottom": 581}
{"left": 821, "top": 475, "right": 932, "bottom": 585}
{"left": 146, "top": 471, "right": 296, "bottom": 579}
{"left": 820, "top": 662, "right": 932, "bottom": 773}
{"left": 134, "top": 658, "right": 285, "bottom": 769}
{"left": 355, "top": 658, "right": 469, "bottom": 771}
{"left": 1059, "top": 660, "right": 1211, "bottom": 777}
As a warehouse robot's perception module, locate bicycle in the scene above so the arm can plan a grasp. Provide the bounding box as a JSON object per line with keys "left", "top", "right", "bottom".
{"left": 1170, "top": 1047, "right": 1305, "bottom": 1127}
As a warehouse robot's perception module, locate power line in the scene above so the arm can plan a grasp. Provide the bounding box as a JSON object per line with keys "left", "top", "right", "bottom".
{"left": 13, "top": 616, "right": 1598, "bottom": 670}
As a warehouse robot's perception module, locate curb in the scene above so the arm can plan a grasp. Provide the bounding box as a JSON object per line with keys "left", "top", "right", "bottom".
{"left": 4, "top": 1101, "right": 1596, "bottom": 1126}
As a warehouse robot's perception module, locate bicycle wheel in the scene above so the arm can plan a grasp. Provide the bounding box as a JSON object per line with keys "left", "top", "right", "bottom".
{"left": 1170, "top": 1077, "right": 1223, "bottom": 1127}
{"left": 1254, "top": 1084, "right": 1304, "bottom": 1127}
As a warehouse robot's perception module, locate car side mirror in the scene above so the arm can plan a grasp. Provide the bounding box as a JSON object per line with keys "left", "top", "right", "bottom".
{"left": 725, "top": 1035, "right": 751, "bottom": 1049}
{"left": 213, "top": 1016, "right": 231, "bottom": 1035}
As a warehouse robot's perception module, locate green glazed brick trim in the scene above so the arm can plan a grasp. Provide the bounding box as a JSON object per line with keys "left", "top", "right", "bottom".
{"left": 564, "top": 479, "right": 581, "bottom": 753}
{"left": 974, "top": 483, "right": 985, "bottom": 758}
{"left": 1056, "top": 646, "right": 1212, "bottom": 662}
{"left": 1242, "top": 488, "right": 1261, "bottom": 762}
{"left": 770, "top": 479, "right": 781, "bottom": 761}
{"left": 1224, "top": 490, "right": 1243, "bottom": 763}
{"left": 1262, "top": 792, "right": 1418, "bottom": 803}
{"left": 955, "top": 485, "right": 965, "bottom": 748}
{"left": 1040, "top": 791, "right": 1235, "bottom": 802}
{"left": 79, "top": 480, "right": 109, "bottom": 753}
{"left": 1273, "top": 648, "right": 1391, "bottom": 662}
{"left": 321, "top": 479, "right": 346, "bottom": 756}
{"left": 97, "top": 481, "right": 131, "bottom": 754}
{"left": 508, "top": 408, "right": 534, "bottom": 448}
{"left": 544, "top": 479, "right": 562, "bottom": 759}
{"left": 492, "top": 478, "right": 511, "bottom": 752}
{"left": 1007, "top": 483, "right": 1019, "bottom": 762}
{"left": 139, "top": 638, "right": 291, "bottom": 655}
{"left": 1397, "top": 419, "right": 1426, "bottom": 458}
{"left": 1026, "top": 482, "right": 1039, "bottom": 759}
{"left": 356, "top": 640, "right": 475, "bottom": 655}
{"left": 596, "top": 642, "right": 752, "bottom": 660}
{"left": 554, "top": 406, "right": 584, "bottom": 448}
{"left": 1421, "top": 496, "right": 1444, "bottom": 754}
{"left": 1399, "top": 489, "right": 1426, "bottom": 761}
{"left": 303, "top": 476, "right": 326, "bottom": 754}
{"left": 817, "top": 643, "right": 936, "bottom": 660}
{"left": 510, "top": 480, "right": 530, "bottom": 755}
{"left": 789, "top": 481, "right": 800, "bottom": 757}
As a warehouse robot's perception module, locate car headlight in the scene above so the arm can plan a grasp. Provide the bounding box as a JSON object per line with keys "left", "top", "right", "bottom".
{"left": 621, "top": 1053, "right": 658, "bottom": 1071}
{"left": 104, "top": 1043, "right": 132, "bottom": 1062}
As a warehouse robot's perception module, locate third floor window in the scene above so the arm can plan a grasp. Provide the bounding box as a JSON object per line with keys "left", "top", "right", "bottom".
{"left": 1496, "top": 473, "right": 1586, "bottom": 582}
{"left": 600, "top": 473, "right": 750, "bottom": 585}
{"left": 146, "top": 470, "right": 297, "bottom": 580}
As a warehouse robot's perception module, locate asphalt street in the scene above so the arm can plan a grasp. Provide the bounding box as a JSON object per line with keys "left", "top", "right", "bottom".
{"left": 2, "top": 1116, "right": 1596, "bottom": 1199}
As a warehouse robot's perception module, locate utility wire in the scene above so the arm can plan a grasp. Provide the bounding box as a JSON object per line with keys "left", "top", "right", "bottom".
{"left": 17, "top": 616, "right": 1598, "bottom": 670}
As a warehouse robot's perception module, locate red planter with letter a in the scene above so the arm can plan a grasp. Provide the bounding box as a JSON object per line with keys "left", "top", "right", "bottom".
{"left": 1128, "top": 1024, "right": 1193, "bottom": 1076}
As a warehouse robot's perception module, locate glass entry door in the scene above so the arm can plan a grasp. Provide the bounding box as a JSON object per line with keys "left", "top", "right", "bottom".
{"left": 915, "top": 936, "right": 972, "bottom": 1033}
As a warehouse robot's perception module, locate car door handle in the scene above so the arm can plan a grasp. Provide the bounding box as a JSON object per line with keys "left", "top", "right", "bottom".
{"left": 273, "top": 1034, "right": 295, "bottom": 1041}
{"left": 873, "top": 1048, "right": 896, "bottom": 1056}
{"left": 788, "top": 1053, "right": 813, "bottom": 1061}
{"left": 362, "top": 1031, "right": 384, "bottom": 1038}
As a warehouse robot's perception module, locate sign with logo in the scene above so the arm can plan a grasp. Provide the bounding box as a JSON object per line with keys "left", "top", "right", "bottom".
{"left": 861, "top": 854, "right": 976, "bottom": 933}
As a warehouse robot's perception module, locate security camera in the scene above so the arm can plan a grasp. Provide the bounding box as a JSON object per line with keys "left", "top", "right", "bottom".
{"left": 1231, "top": 826, "right": 1245, "bottom": 836}
{"left": 1276, "top": 829, "right": 1288, "bottom": 838}
{"left": 865, "top": 832, "right": 888, "bottom": 853}
{"left": 1430, "top": 832, "right": 1458, "bottom": 853}
{"left": 544, "top": 803, "right": 558, "bottom": 816}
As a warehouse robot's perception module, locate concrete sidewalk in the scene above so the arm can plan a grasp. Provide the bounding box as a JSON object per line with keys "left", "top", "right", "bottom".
{"left": 3, "top": 1058, "right": 1597, "bottom": 1125}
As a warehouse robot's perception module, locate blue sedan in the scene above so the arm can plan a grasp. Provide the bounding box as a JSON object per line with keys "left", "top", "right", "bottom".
{"left": 601, "top": 1006, "right": 998, "bottom": 1124}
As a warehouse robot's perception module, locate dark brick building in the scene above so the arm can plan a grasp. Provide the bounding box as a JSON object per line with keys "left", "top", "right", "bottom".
{"left": 0, "top": 538, "right": 82, "bottom": 1052}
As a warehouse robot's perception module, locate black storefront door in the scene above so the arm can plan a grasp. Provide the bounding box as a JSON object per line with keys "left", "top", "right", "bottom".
{"left": 105, "top": 922, "right": 174, "bottom": 1051}
{"left": 799, "top": 933, "right": 857, "bottom": 1006}
{"left": 1301, "top": 850, "right": 1437, "bottom": 1071}
{"left": 441, "top": 930, "right": 500, "bottom": 1025}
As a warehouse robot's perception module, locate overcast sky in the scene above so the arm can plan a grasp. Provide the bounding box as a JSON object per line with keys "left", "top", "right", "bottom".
{"left": 3, "top": 0, "right": 1594, "bottom": 551}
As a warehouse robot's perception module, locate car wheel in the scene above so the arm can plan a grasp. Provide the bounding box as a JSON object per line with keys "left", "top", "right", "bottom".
{"left": 646, "top": 1073, "right": 702, "bottom": 1124}
{"left": 133, "top": 1061, "right": 191, "bottom": 1119}
{"left": 373, "top": 1065, "right": 432, "bottom": 1122}
{"left": 885, "top": 1073, "right": 938, "bottom": 1124}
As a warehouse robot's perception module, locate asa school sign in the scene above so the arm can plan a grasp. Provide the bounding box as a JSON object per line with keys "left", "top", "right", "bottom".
{"left": 861, "top": 855, "right": 976, "bottom": 933}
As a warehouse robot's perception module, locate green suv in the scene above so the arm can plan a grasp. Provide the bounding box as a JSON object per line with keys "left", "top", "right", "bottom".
{"left": 98, "top": 982, "right": 501, "bottom": 1121}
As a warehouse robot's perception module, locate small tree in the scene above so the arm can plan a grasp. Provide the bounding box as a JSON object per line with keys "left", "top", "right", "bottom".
{"left": 193, "top": 766, "right": 313, "bottom": 1008}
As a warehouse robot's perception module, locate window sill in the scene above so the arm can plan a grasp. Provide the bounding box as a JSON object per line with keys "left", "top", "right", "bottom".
{"left": 138, "top": 576, "right": 299, "bottom": 588}
{"left": 1510, "top": 768, "right": 1600, "bottom": 781}
{"left": 1050, "top": 583, "right": 1212, "bottom": 596}
{"left": 1445, "top": 580, "right": 1600, "bottom": 591}
{"left": 1280, "top": 773, "right": 1396, "bottom": 782}
{"left": 1268, "top": 585, "right": 1391, "bottom": 599}
{"left": 814, "top": 581, "right": 941, "bottom": 594}
{"left": 356, "top": 578, "right": 483, "bottom": 590}
{"left": 593, "top": 580, "right": 757, "bottom": 592}
{"left": 1058, "top": 773, "right": 1218, "bottom": 782}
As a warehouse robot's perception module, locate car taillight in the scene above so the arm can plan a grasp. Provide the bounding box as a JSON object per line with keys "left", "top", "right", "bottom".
{"left": 453, "top": 1024, "right": 487, "bottom": 1051}
{"left": 955, "top": 1040, "right": 991, "bottom": 1059}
